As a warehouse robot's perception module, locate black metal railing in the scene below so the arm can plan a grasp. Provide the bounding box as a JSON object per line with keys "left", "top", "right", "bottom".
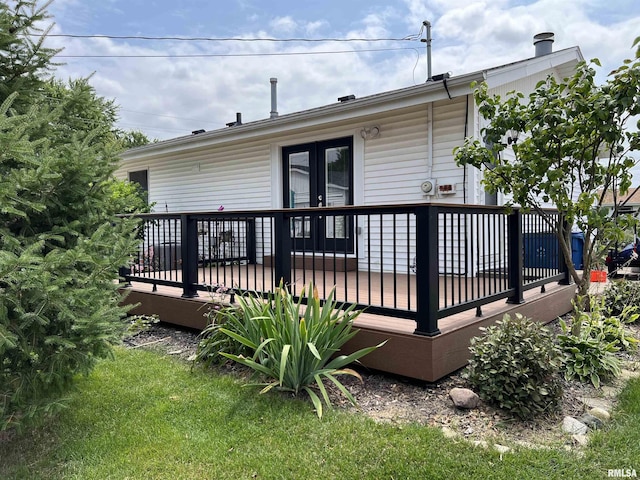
{"left": 120, "top": 204, "right": 570, "bottom": 336}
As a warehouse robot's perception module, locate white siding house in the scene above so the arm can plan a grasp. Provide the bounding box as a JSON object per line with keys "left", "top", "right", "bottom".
{"left": 118, "top": 42, "right": 583, "bottom": 275}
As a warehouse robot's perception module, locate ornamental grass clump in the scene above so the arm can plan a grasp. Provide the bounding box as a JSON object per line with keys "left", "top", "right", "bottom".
{"left": 465, "top": 313, "right": 563, "bottom": 419}
{"left": 218, "top": 281, "right": 385, "bottom": 418}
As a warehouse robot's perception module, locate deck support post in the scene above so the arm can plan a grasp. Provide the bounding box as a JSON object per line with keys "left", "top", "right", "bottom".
{"left": 506, "top": 209, "right": 524, "bottom": 304}
{"left": 180, "top": 213, "right": 199, "bottom": 298}
{"left": 414, "top": 205, "right": 441, "bottom": 336}
{"left": 274, "top": 212, "right": 292, "bottom": 287}
{"left": 118, "top": 266, "right": 132, "bottom": 287}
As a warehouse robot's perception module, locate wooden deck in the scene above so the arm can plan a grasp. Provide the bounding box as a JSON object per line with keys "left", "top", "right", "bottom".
{"left": 121, "top": 267, "right": 575, "bottom": 382}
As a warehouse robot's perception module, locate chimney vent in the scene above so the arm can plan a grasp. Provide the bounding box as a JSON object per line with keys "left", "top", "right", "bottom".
{"left": 270, "top": 78, "right": 278, "bottom": 119}
{"left": 533, "top": 32, "right": 554, "bottom": 57}
{"left": 227, "top": 112, "right": 242, "bottom": 127}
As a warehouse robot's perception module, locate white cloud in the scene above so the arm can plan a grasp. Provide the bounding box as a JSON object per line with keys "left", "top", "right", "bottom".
{"left": 269, "top": 16, "right": 298, "bottom": 34}
{"left": 305, "top": 20, "right": 327, "bottom": 35}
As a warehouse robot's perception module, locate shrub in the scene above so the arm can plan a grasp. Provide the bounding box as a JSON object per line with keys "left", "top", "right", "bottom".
{"left": 125, "top": 314, "right": 160, "bottom": 338}
{"left": 603, "top": 280, "right": 640, "bottom": 322}
{"left": 464, "top": 313, "right": 562, "bottom": 419}
{"left": 594, "top": 315, "right": 639, "bottom": 352}
{"left": 557, "top": 317, "right": 622, "bottom": 388}
{"left": 218, "top": 282, "right": 385, "bottom": 418}
{"left": 579, "top": 295, "right": 639, "bottom": 352}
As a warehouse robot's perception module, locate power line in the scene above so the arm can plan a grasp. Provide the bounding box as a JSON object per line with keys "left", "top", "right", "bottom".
{"left": 57, "top": 47, "right": 418, "bottom": 58}
{"left": 36, "top": 33, "right": 421, "bottom": 42}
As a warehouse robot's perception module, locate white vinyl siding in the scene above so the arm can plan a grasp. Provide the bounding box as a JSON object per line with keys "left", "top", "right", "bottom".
{"left": 363, "top": 105, "right": 428, "bottom": 205}
{"left": 431, "top": 97, "right": 468, "bottom": 202}
{"left": 121, "top": 141, "right": 271, "bottom": 213}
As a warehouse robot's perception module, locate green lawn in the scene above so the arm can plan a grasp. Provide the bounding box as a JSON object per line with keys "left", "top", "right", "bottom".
{"left": 1, "top": 347, "right": 638, "bottom": 479}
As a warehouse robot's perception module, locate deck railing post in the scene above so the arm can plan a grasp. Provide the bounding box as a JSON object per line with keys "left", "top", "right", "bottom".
{"left": 118, "top": 266, "right": 132, "bottom": 287}
{"left": 247, "top": 218, "right": 257, "bottom": 264}
{"left": 414, "top": 205, "right": 441, "bottom": 336}
{"left": 273, "top": 212, "right": 292, "bottom": 287}
{"left": 180, "top": 213, "right": 198, "bottom": 298}
{"left": 506, "top": 209, "right": 524, "bottom": 304}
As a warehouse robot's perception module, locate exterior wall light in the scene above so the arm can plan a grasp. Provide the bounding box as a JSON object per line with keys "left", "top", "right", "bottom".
{"left": 360, "top": 125, "right": 380, "bottom": 139}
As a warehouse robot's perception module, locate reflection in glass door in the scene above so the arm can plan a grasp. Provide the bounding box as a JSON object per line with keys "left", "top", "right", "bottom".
{"left": 283, "top": 137, "right": 353, "bottom": 252}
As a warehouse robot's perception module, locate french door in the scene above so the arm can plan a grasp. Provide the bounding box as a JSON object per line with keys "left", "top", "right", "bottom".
{"left": 283, "top": 137, "right": 354, "bottom": 253}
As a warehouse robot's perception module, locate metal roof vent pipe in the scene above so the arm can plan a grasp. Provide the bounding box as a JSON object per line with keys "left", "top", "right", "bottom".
{"left": 534, "top": 32, "right": 554, "bottom": 57}
{"left": 226, "top": 113, "right": 242, "bottom": 127}
{"left": 270, "top": 78, "right": 278, "bottom": 119}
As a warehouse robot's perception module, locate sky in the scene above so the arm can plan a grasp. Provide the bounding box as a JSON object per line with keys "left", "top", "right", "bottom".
{"left": 40, "top": 0, "right": 640, "bottom": 142}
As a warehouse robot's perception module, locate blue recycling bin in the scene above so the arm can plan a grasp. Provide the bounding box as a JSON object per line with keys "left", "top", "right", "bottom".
{"left": 571, "top": 232, "right": 584, "bottom": 269}
{"left": 523, "top": 233, "right": 559, "bottom": 269}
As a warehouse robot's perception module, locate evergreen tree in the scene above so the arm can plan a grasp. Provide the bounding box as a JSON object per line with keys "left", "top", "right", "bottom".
{"left": 0, "top": 0, "right": 59, "bottom": 113}
{"left": 0, "top": 1, "right": 142, "bottom": 430}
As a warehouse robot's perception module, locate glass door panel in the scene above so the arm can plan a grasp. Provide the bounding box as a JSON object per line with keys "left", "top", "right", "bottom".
{"left": 283, "top": 137, "right": 353, "bottom": 253}
{"left": 324, "top": 145, "right": 350, "bottom": 241}
{"left": 288, "top": 151, "right": 311, "bottom": 239}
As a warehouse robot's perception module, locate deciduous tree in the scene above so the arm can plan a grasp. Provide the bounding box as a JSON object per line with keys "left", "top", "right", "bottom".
{"left": 455, "top": 38, "right": 640, "bottom": 298}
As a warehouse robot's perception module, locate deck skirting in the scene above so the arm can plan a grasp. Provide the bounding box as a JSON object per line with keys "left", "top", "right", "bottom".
{"left": 121, "top": 281, "right": 575, "bottom": 382}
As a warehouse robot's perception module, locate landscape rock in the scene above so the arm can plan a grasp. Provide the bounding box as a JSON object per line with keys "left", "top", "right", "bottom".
{"left": 581, "top": 397, "right": 612, "bottom": 411}
{"left": 578, "top": 413, "right": 604, "bottom": 430}
{"left": 562, "top": 416, "right": 588, "bottom": 435}
{"left": 494, "top": 444, "right": 510, "bottom": 454}
{"left": 449, "top": 388, "right": 480, "bottom": 409}
{"left": 619, "top": 369, "right": 640, "bottom": 381}
{"left": 572, "top": 434, "right": 589, "bottom": 447}
{"left": 588, "top": 407, "right": 611, "bottom": 422}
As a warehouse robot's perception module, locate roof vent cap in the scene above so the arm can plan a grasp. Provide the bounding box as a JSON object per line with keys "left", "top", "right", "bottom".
{"left": 338, "top": 94, "right": 356, "bottom": 102}
{"left": 533, "top": 32, "right": 554, "bottom": 57}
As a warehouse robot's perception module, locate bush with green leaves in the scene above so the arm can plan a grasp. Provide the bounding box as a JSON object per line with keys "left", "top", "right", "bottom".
{"left": 217, "top": 282, "right": 385, "bottom": 418}
{"left": 125, "top": 314, "right": 160, "bottom": 338}
{"left": 464, "top": 313, "right": 563, "bottom": 419}
{"left": 603, "top": 280, "right": 640, "bottom": 321}
{"left": 557, "top": 317, "right": 622, "bottom": 388}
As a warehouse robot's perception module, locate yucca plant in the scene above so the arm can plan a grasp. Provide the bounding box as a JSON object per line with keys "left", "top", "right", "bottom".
{"left": 219, "top": 282, "right": 385, "bottom": 418}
